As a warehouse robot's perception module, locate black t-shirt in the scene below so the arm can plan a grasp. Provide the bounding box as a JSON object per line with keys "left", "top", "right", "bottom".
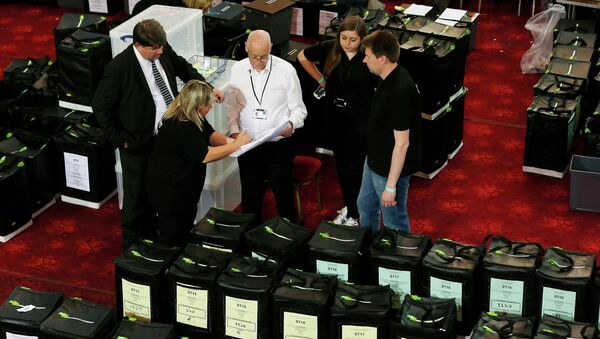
{"left": 367, "top": 65, "right": 422, "bottom": 177}
{"left": 303, "top": 40, "right": 378, "bottom": 129}
{"left": 146, "top": 118, "right": 214, "bottom": 214}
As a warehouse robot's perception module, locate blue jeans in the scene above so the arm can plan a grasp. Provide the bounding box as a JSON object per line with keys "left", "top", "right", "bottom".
{"left": 357, "top": 160, "right": 410, "bottom": 233}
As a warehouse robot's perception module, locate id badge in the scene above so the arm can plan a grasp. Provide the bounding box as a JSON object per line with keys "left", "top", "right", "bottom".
{"left": 254, "top": 108, "right": 267, "bottom": 120}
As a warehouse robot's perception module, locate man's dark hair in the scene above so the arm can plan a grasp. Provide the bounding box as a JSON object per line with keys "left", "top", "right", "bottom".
{"left": 362, "top": 30, "right": 400, "bottom": 63}
{"left": 133, "top": 19, "right": 167, "bottom": 47}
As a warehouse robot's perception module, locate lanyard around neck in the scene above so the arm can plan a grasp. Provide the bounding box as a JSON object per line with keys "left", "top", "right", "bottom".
{"left": 249, "top": 56, "right": 273, "bottom": 107}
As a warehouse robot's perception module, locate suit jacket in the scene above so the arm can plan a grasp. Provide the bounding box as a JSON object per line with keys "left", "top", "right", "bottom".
{"left": 92, "top": 43, "right": 203, "bottom": 153}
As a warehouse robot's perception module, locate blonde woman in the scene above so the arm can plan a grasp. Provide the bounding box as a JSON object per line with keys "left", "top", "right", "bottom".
{"left": 145, "top": 80, "right": 250, "bottom": 246}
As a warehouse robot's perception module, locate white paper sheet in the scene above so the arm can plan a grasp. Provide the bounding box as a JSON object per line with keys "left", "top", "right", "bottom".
{"left": 403, "top": 4, "right": 433, "bottom": 16}
{"left": 229, "top": 120, "right": 289, "bottom": 157}
{"left": 435, "top": 18, "right": 457, "bottom": 27}
{"left": 439, "top": 8, "right": 467, "bottom": 21}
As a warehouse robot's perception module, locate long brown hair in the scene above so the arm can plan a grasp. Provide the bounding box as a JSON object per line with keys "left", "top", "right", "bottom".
{"left": 323, "top": 16, "right": 368, "bottom": 77}
{"left": 162, "top": 80, "right": 215, "bottom": 131}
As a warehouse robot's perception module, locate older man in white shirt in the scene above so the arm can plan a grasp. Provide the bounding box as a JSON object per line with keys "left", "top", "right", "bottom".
{"left": 227, "top": 30, "right": 307, "bottom": 223}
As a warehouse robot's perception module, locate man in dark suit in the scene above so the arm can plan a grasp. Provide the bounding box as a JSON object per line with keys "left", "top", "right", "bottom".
{"left": 92, "top": 19, "right": 222, "bottom": 251}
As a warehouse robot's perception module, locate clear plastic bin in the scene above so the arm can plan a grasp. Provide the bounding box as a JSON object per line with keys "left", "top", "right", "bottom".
{"left": 109, "top": 5, "right": 204, "bottom": 58}
{"left": 187, "top": 55, "right": 228, "bottom": 84}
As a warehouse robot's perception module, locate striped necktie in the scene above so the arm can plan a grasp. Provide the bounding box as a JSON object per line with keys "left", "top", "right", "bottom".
{"left": 151, "top": 60, "right": 173, "bottom": 106}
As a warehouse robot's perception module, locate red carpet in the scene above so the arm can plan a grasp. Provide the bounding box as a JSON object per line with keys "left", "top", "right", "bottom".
{"left": 2, "top": 0, "right": 600, "bottom": 310}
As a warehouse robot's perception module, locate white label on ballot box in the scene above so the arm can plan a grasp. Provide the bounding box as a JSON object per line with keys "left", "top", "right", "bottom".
{"left": 378, "top": 267, "right": 411, "bottom": 298}
{"left": 176, "top": 284, "right": 208, "bottom": 329}
{"left": 489, "top": 278, "right": 524, "bottom": 316}
{"left": 283, "top": 311, "right": 318, "bottom": 339}
{"left": 88, "top": 0, "right": 108, "bottom": 13}
{"left": 316, "top": 260, "right": 348, "bottom": 281}
{"left": 225, "top": 296, "right": 258, "bottom": 339}
{"left": 6, "top": 333, "right": 37, "bottom": 339}
{"left": 341, "top": 324, "right": 377, "bottom": 339}
{"left": 121, "top": 278, "right": 152, "bottom": 321}
{"left": 541, "top": 286, "right": 576, "bottom": 321}
{"left": 64, "top": 152, "right": 90, "bottom": 192}
{"left": 430, "top": 277, "right": 463, "bottom": 321}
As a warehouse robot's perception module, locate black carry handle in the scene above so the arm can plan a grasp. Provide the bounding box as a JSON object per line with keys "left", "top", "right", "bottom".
{"left": 565, "top": 24, "right": 589, "bottom": 33}
{"left": 339, "top": 285, "right": 392, "bottom": 310}
{"left": 422, "top": 34, "right": 440, "bottom": 55}
{"left": 547, "top": 247, "right": 575, "bottom": 272}
{"left": 386, "top": 14, "right": 407, "bottom": 29}
{"left": 405, "top": 296, "right": 450, "bottom": 329}
{"left": 435, "top": 238, "right": 482, "bottom": 262}
{"left": 566, "top": 36, "right": 588, "bottom": 47}
{"left": 537, "top": 317, "right": 572, "bottom": 338}
{"left": 541, "top": 75, "right": 580, "bottom": 93}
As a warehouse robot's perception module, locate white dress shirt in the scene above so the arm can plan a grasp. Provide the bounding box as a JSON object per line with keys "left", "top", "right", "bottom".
{"left": 133, "top": 47, "right": 175, "bottom": 134}
{"left": 226, "top": 55, "right": 307, "bottom": 139}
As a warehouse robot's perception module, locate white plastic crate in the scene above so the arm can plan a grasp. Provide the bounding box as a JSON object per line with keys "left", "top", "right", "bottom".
{"left": 109, "top": 5, "right": 204, "bottom": 58}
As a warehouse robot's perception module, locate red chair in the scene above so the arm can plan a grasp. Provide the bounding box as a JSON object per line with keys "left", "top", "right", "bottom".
{"left": 292, "top": 155, "right": 323, "bottom": 224}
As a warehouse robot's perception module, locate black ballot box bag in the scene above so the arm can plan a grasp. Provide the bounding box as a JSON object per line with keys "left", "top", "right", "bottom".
{"left": 166, "top": 243, "right": 232, "bottom": 338}
{"left": 390, "top": 294, "right": 456, "bottom": 339}
{"left": 3, "top": 57, "right": 54, "bottom": 91}
{"left": 554, "top": 19, "right": 596, "bottom": 38}
{"left": 0, "top": 136, "right": 58, "bottom": 215}
{"left": 39, "top": 297, "right": 116, "bottom": 339}
{"left": 307, "top": 221, "right": 368, "bottom": 283}
{"left": 216, "top": 255, "right": 279, "bottom": 339}
{"left": 244, "top": 216, "right": 312, "bottom": 270}
{"left": 447, "top": 87, "right": 467, "bottom": 158}
{"left": 554, "top": 31, "right": 597, "bottom": 50}
{"left": 400, "top": 32, "right": 466, "bottom": 115}
{"left": 191, "top": 207, "right": 255, "bottom": 253}
{"left": 471, "top": 311, "right": 535, "bottom": 339}
{"left": 53, "top": 13, "right": 109, "bottom": 48}
{"left": 534, "top": 314, "right": 599, "bottom": 338}
{"left": 203, "top": 1, "right": 246, "bottom": 57}
{"left": 111, "top": 318, "right": 175, "bottom": 339}
{"left": 115, "top": 240, "right": 180, "bottom": 323}
{"left": 419, "top": 21, "right": 471, "bottom": 58}
{"left": 0, "top": 154, "right": 31, "bottom": 239}
{"left": 56, "top": 29, "right": 111, "bottom": 107}
{"left": 10, "top": 106, "right": 92, "bottom": 129}
{"left": 584, "top": 112, "right": 600, "bottom": 157}
{"left": 422, "top": 238, "right": 483, "bottom": 336}
{"left": 244, "top": 0, "right": 294, "bottom": 45}
{"left": 536, "top": 247, "right": 595, "bottom": 322}
{"left": 368, "top": 229, "right": 431, "bottom": 308}
{"left": 56, "top": 122, "right": 116, "bottom": 204}
{"left": 272, "top": 268, "right": 336, "bottom": 339}
{"left": 418, "top": 107, "right": 451, "bottom": 177}
{"left": 523, "top": 95, "right": 581, "bottom": 176}
{"left": 0, "top": 287, "right": 64, "bottom": 338}
{"left": 330, "top": 282, "right": 393, "bottom": 339}
{"left": 534, "top": 74, "right": 584, "bottom": 100}
{"left": 552, "top": 44, "right": 594, "bottom": 63}
{"left": 481, "top": 235, "right": 543, "bottom": 318}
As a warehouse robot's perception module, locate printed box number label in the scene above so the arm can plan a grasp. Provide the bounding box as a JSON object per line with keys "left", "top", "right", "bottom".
{"left": 64, "top": 152, "right": 90, "bottom": 192}
{"left": 378, "top": 267, "right": 411, "bottom": 298}
{"left": 341, "top": 325, "right": 377, "bottom": 339}
{"left": 225, "top": 296, "right": 258, "bottom": 339}
{"left": 122, "top": 278, "right": 151, "bottom": 320}
{"left": 176, "top": 285, "right": 208, "bottom": 329}
{"left": 430, "top": 277, "right": 463, "bottom": 321}
{"left": 6, "top": 333, "right": 37, "bottom": 339}
{"left": 316, "top": 260, "right": 349, "bottom": 281}
{"left": 283, "top": 311, "right": 318, "bottom": 339}
{"left": 541, "top": 287, "right": 576, "bottom": 321}
{"left": 489, "top": 278, "right": 524, "bottom": 316}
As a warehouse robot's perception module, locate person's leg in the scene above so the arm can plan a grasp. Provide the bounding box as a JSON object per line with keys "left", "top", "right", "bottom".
{"left": 266, "top": 138, "right": 296, "bottom": 222}
{"left": 238, "top": 147, "right": 266, "bottom": 222}
{"left": 333, "top": 134, "right": 367, "bottom": 220}
{"left": 380, "top": 175, "right": 411, "bottom": 232}
{"left": 155, "top": 206, "right": 196, "bottom": 247}
{"left": 120, "top": 147, "right": 156, "bottom": 251}
{"left": 357, "top": 160, "right": 381, "bottom": 233}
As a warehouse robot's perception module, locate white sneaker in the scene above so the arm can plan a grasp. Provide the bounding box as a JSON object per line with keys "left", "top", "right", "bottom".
{"left": 343, "top": 217, "right": 359, "bottom": 227}
{"left": 332, "top": 206, "right": 348, "bottom": 224}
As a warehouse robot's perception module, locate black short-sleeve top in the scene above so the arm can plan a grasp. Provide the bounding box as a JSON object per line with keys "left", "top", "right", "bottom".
{"left": 303, "top": 39, "right": 379, "bottom": 126}
{"left": 367, "top": 65, "right": 422, "bottom": 177}
{"left": 146, "top": 118, "right": 215, "bottom": 213}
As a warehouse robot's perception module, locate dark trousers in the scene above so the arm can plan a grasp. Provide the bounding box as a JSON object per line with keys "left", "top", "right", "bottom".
{"left": 332, "top": 124, "right": 368, "bottom": 219}
{"left": 155, "top": 206, "right": 195, "bottom": 247}
{"left": 237, "top": 137, "right": 295, "bottom": 223}
{"left": 120, "top": 145, "right": 157, "bottom": 251}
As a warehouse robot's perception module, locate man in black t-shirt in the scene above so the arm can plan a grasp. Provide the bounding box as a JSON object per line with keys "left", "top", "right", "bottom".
{"left": 357, "top": 30, "right": 422, "bottom": 233}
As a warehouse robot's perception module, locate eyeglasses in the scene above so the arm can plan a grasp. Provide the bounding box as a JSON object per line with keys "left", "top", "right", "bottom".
{"left": 248, "top": 55, "right": 270, "bottom": 62}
